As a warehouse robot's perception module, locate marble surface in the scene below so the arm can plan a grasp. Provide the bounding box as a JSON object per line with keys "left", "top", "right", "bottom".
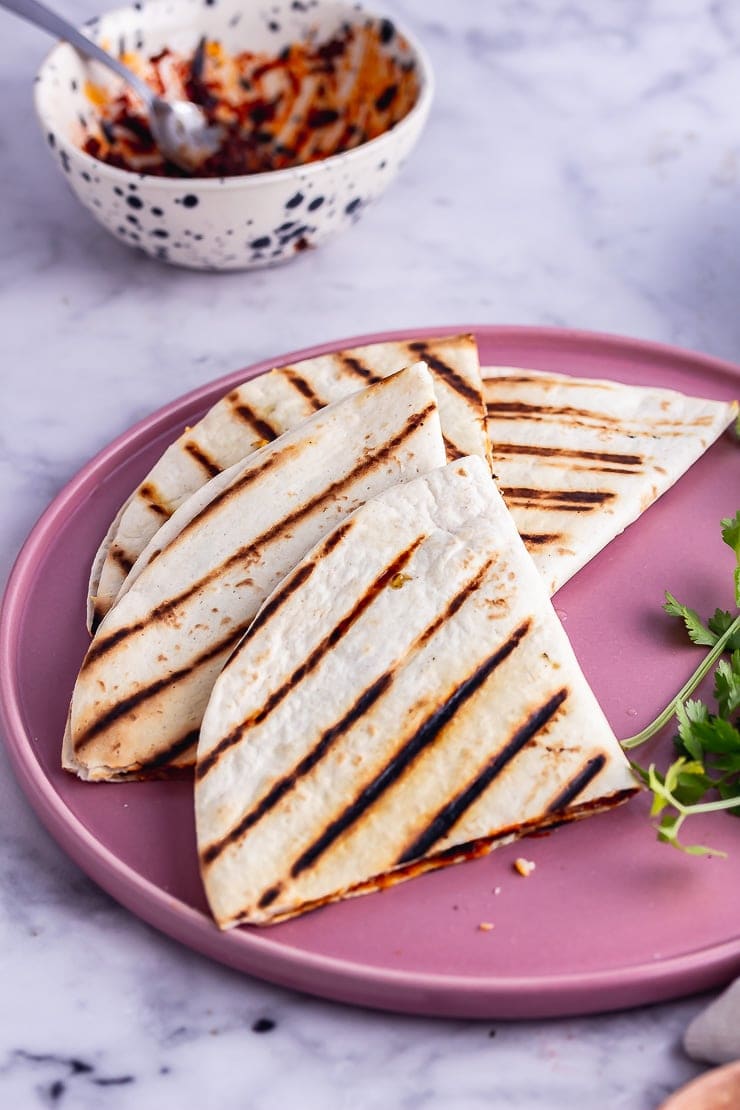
{"left": 1, "top": 0, "right": 739, "bottom": 1106}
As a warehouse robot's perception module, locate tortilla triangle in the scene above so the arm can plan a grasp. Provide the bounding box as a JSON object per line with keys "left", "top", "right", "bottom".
{"left": 482, "top": 365, "right": 737, "bottom": 594}
{"left": 196, "top": 456, "right": 637, "bottom": 928}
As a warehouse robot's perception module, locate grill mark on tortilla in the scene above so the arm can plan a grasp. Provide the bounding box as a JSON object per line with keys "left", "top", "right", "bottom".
{"left": 184, "top": 440, "right": 221, "bottom": 478}
{"left": 286, "top": 619, "right": 532, "bottom": 880}
{"left": 487, "top": 402, "right": 624, "bottom": 424}
{"left": 110, "top": 544, "right": 135, "bottom": 574}
{"left": 508, "top": 461, "right": 639, "bottom": 477}
{"left": 135, "top": 728, "right": 201, "bottom": 772}
{"left": 406, "top": 343, "right": 482, "bottom": 407}
{"left": 83, "top": 406, "right": 437, "bottom": 671}
{"left": 139, "top": 482, "right": 171, "bottom": 518}
{"left": 227, "top": 391, "right": 280, "bottom": 441}
{"left": 519, "top": 532, "right": 563, "bottom": 546}
{"left": 396, "top": 687, "right": 568, "bottom": 863}
{"left": 547, "top": 753, "right": 607, "bottom": 812}
{"left": 338, "top": 354, "right": 383, "bottom": 384}
{"left": 258, "top": 883, "right": 283, "bottom": 909}
{"left": 74, "top": 626, "right": 245, "bottom": 753}
{"left": 196, "top": 536, "right": 425, "bottom": 781}
{"left": 442, "top": 435, "right": 466, "bottom": 461}
{"left": 490, "top": 443, "right": 643, "bottom": 467}
{"left": 487, "top": 400, "right": 716, "bottom": 431}
{"left": 200, "top": 558, "right": 497, "bottom": 867}
{"left": 282, "top": 369, "right": 325, "bottom": 411}
{"left": 483, "top": 375, "right": 614, "bottom": 390}
{"left": 501, "top": 487, "right": 615, "bottom": 506}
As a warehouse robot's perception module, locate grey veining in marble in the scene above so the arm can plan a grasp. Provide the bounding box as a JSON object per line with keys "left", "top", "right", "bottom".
{"left": 2, "top": 0, "right": 739, "bottom": 1106}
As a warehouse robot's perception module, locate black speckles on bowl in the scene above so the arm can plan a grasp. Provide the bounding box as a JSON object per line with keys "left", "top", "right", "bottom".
{"left": 32, "top": 0, "right": 433, "bottom": 269}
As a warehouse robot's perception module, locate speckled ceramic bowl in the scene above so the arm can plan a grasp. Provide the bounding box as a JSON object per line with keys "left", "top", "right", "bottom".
{"left": 34, "top": 0, "right": 433, "bottom": 271}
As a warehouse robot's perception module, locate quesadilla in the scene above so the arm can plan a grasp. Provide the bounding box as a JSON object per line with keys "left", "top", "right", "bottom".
{"left": 88, "top": 334, "right": 488, "bottom": 630}
{"left": 64, "top": 363, "right": 447, "bottom": 781}
{"left": 196, "top": 456, "right": 637, "bottom": 928}
{"left": 483, "top": 366, "right": 738, "bottom": 595}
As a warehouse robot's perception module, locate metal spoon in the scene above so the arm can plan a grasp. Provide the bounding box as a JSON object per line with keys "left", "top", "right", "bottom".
{"left": 3, "top": 0, "right": 221, "bottom": 172}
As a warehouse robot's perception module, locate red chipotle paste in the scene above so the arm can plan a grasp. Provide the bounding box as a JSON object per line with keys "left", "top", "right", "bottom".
{"left": 82, "top": 19, "right": 420, "bottom": 177}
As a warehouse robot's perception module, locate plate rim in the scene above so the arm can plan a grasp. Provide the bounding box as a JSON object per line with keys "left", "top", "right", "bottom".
{"left": 2, "top": 323, "right": 739, "bottom": 1019}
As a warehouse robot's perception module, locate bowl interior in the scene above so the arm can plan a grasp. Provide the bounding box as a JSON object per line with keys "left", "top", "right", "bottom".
{"left": 35, "top": 0, "right": 429, "bottom": 172}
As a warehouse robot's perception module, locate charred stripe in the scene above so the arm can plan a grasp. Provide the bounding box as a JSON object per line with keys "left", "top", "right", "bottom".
{"left": 282, "top": 369, "right": 325, "bottom": 411}
{"left": 486, "top": 401, "right": 622, "bottom": 423}
{"left": 110, "top": 544, "right": 134, "bottom": 575}
{"left": 519, "top": 532, "right": 562, "bottom": 546}
{"left": 407, "top": 343, "right": 482, "bottom": 407}
{"left": 258, "top": 883, "right": 283, "bottom": 909}
{"left": 135, "top": 728, "right": 201, "bottom": 772}
{"left": 396, "top": 687, "right": 568, "bottom": 863}
{"left": 339, "top": 354, "right": 383, "bottom": 383}
{"left": 490, "top": 443, "right": 642, "bottom": 467}
{"left": 482, "top": 374, "right": 613, "bottom": 390}
{"left": 506, "top": 502, "right": 604, "bottom": 514}
{"left": 288, "top": 619, "right": 532, "bottom": 879}
{"left": 139, "top": 482, "right": 171, "bottom": 518}
{"left": 499, "top": 461, "right": 640, "bottom": 477}
{"left": 547, "top": 753, "right": 607, "bottom": 812}
{"left": 201, "top": 558, "right": 497, "bottom": 866}
{"left": 442, "top": 435, "right": 466, "bottom": 461}
{"left": 196, "top": 536, "right": 425, "bottom": 781}
{"left": 227, "top": 392, "right": 280, "bottom": 441}
{"left": 184, "top": 440, "right": 221, "bottom": 477}
{"left": 501, "top": 487, "right": 615, "bottom": 505}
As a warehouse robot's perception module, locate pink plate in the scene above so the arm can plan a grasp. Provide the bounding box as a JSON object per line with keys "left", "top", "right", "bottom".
{"left": 2, "top": 325, "right": 740, "bottom": 1019}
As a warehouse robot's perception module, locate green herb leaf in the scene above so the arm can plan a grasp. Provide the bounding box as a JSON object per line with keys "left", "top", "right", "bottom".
{"left": 675, "top": 699, "right": 708, "bottom": 760}
{"left": 721, "top": 509, "right": 740, "bottom": 559}
{"left": 663, "top": 591, "right": 717, "bottom": 646}
{"left": 707, "top": 610, "right": 740, "bottom": 650}
{"left": 721, "top": 510, "right": 740, "bottom": 607}
{"left": 714, "top": 651, "right": 740, "bottom": 718}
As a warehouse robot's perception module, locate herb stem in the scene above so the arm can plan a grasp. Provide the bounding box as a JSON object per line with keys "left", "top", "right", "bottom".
{"left": 621, "top": 613, "right": 740, "bottom": 751}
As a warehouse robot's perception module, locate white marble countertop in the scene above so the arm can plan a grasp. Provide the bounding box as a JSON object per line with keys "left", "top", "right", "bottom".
{"left": 2, "top": 1, "right": 739, "bottom": 1106}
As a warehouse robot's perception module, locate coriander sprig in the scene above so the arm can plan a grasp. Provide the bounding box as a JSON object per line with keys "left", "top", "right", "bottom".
{"left": 623, "top": 510, "right": 740, "bottom": 854}
{"left": 620, "top": 614, "right": 740, "bottom": 750}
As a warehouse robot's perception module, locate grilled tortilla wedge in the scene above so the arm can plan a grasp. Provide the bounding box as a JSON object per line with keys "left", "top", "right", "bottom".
{"left": 196, "top": 456, "right": 637, "bottom": 928}
{"left": 64, "top": 363, "right": 447, "bottom": 781}
{"left": 88, "top": 334, "right": 488, "bottom": 631}
{"left": 482, "top": 366, "right": 738, "bottom": 594}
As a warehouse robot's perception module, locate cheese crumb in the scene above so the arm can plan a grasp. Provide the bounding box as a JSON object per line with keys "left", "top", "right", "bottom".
{"left": 389, "top": 573, "right": 412, "bottom": 589}
{"left": 493, "top": 886, "right": 502, "bottom": 895}
{"left": 478, "top": 921, "right": 495, "bottom": 932}
{"left": 513, "top": 857, "right": 536, "bottom": 877}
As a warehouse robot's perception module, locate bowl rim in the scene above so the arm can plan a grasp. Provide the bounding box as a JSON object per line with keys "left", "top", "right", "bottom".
{"left": 33, "top": 0, "right": 435, "bottom": 190}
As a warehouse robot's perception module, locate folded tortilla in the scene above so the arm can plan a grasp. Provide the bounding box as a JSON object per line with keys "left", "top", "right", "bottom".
{"left": 482, "top": 366, "right": 738, "bottom": 594}
{"left": 64, "top": 363, "right": 447, "bottom": 781}
{"left": 196, "top": 456, "right": 637, "bottom": 928}
{"left": 88, "top": 334, "right": 488, "bottom": 630}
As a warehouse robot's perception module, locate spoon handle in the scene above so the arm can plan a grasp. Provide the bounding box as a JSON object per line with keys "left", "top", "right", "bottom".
{"left": 1, "top": 0, "right": 154, "bottom": 105}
